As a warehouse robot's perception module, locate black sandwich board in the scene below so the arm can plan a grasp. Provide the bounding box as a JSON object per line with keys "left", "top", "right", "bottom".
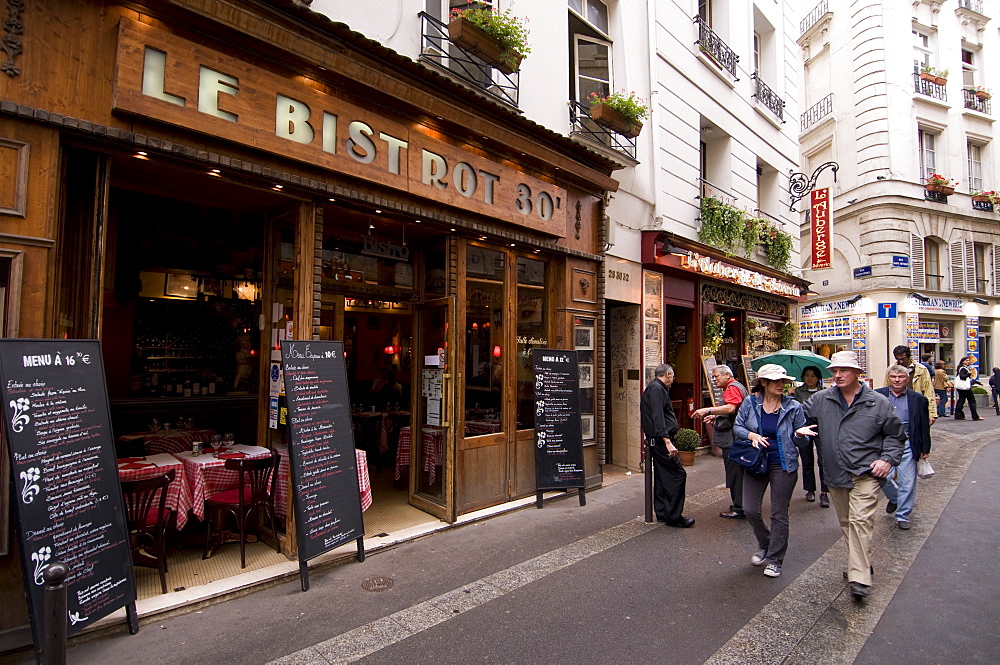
{"left": 531, "top": 349, "right": 586, "bottom": 508}
{"left": 701, "top": 356, "right": 725, "bottom": 406}
{"left": 0, "top": 340, "right": 137, "bottom": 659}
{"left": 280, "top": 340, "right": 364, "bottom": 591}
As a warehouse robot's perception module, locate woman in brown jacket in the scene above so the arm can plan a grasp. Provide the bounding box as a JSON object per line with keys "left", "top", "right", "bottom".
{"left": 932, "top": 360, "right": 950, "bottom": 417}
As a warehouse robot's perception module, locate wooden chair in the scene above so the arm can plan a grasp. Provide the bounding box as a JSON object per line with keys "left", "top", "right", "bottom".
{"left": 121, "top": 470, "right": 175, "bottom": 594}
{"left": 202, "top": 453, "right": 281, "bottom": 568}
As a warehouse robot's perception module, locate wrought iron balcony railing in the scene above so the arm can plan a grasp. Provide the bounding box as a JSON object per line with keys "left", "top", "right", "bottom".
{"left": 751, "top": 73, "right": 785, "bottom": 122}
{"left": 568, "top": 100, "right": 637, "bottom": 160}
{"left": 972, "top": 198, "right": 994, "bottom": 212}
{"left": 693, "top": 16, "right": 739, "bottom": 79}
{"left": 963, "top": 88, "right": 992, "bottom": 114}
{"left": 801, "top": 93, "right": 833, "bottom": 132}
{"left": 800, "top": 0, "right": 829, "bottom": 35}
{"left": 958, "top": 0, "right": 987, "bottom": 16}
{"left": 418, "top": 12, "right": 519, "bottom": 107}
{"left": 914, "top": 73, "right": 947, "bottom": 102}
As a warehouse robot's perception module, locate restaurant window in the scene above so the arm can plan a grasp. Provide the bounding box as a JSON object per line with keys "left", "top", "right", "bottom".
{"left": 516, "top": 256, "right": 547, "bottom": 429}
{"left": 465, "top": 246, "right": 505, "bottom": 436}
{"left": 968, "top": 141, "right": 984, "bottom": 192}
{"left": 918, "top": 129, "right": 937, "bottom": 183}
{"left": 574, "top": 316, "right": 596, "bottom": 441}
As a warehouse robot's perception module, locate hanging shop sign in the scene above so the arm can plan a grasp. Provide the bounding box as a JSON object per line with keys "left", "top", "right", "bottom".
{"left": 678, "top": 252, "right": 801, "bottom": 298}
{"left": 810, "top": 188, "right": 832, "bottom": 270}
{"left": 112, "top": 19, "right": 567, "bottom": 236}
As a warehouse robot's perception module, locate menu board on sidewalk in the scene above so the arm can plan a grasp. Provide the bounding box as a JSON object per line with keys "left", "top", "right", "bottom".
{"left": 532, "top": 350, "right": 585, "bottom": 496}
{"left": 0, "top": 339, "right": 134, "bottom": 641}
{"left": 701, "top": 356, "right": 725, "bottom": 406}
{"left": 280, "top": 341, "right": 364, "bottom": 582}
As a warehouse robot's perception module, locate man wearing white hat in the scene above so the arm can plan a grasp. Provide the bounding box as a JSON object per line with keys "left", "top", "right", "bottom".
{"left": 796, "top": 351, "right": 905, "bottom": 601}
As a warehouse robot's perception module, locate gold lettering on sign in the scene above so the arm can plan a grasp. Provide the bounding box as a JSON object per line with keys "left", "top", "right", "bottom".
{"left": 680, "top": 252, "right": 801, "bottom": 298}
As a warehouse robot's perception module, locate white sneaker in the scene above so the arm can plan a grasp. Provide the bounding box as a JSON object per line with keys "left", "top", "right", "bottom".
{"left": 763, "top": 562, "right": 782, "bottom": 578}
{"left": 751, "top": 549, "right": 767, "bottom": 566}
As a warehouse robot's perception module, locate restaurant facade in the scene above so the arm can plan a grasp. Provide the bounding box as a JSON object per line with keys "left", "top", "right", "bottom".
{"left": 0, "top": 0, "right": 621, "bottom": 646}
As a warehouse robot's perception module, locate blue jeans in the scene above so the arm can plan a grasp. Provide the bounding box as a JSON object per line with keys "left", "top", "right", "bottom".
{"left": 934, "top": 389, "right": 948, "bottom": 417}
{"left": 883, "top": 446, "right": 917, "bottom": 523}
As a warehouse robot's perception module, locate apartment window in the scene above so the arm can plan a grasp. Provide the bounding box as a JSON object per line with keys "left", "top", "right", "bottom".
{"left": 925, "top": 238, "right": 941, "bottom": 291}
{"left": 913, "top": 28, "right": 932, "bottom": 73}
{"left": 568, "top": 0, "right": 609, "bottom": 36}
{"left": 753, "top": 32, "right": 761, "bottom": 73}
{"left": 974, "top": 242, "right": 989, "bottom": 293}
{"left": 699, "top": 0, "right": 711, "bottom": 24}
{"left": 573, "top": 35, "right": 611, "bottom": 103}
{"left": 968, "top": 142, "right": 984, "bottom": 192}
{"left": 426, "top": 0, "right": 492, "bottom": 22}
{"left": 919, "top": 129, "right": 937, "bottom": 182}
{"left": 962, "top": 48, "right": 977, "bottom": 87}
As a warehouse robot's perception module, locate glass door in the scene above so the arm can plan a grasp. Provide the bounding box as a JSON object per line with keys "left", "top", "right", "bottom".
{"left": 409, "top": 296, "right": 456, "bottom": 521}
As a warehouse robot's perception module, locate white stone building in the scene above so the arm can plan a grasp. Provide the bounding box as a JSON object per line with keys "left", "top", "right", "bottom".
{"left": 797, "top": 0, "right": 1000, "bottom": 383}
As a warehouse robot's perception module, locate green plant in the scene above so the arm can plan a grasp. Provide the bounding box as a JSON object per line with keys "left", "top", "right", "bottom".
{"left": 936, "top": 68, "right": 949, "bottom": 79}
{"left": 698, "top": 196, "right": 745, "bottom": 255}
{"left": 587, "top": 90, "right": 650, "bottom": 123}
{"left": 704, "top": 312, "right": 725, "bottom": 354}
{"left": 926, "top": 173, "right": 957, "bottom": 187}
{"left": 673, "top": 428, "right": 702, "bottom": 451}
{"left": 777, "top": 321, "right": 796, "bottom": 350}
{"left": 744, "top": 317, "right": 760, "bottom": 338}
{"left": 761, "top": 228, "right": 793, "bottom": 273}
{"left": 919, "top": 64, "right": 935, "bottom": 75}
{"left": 450, "top": 3, "right": 531, "bottom": 67}
{"left": 972, "top": 385, "right": 989, "bottom": 395}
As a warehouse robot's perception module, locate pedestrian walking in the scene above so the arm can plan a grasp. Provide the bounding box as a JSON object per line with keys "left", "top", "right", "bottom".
{"left": 876, "top": 365, "right": 932, "bottom": 530}
{"left": 881, "top": 345, "right": 936, "bottom": 425}
{"left": 953, "top": 356, "right": 983, "bottom": 421}
{"left": 791, "top": 365, "right": 829, "bottom": 507}
{"left": 641, "top": 363, "right": 694, "bottom": 528}
{"left": 989, "top": 367, "right": 1000, "bottom": 415}
{"left": 733, "top": 364, "right": 805, "bottom": 579}
{"left": 691, "top": 364, "right": 748, "bottom": 520}
{"left": 932, "top": 360, "right": 950, "bottom": 418}
{"left": 796, "top": 351, "right": 905, "bottom": 601}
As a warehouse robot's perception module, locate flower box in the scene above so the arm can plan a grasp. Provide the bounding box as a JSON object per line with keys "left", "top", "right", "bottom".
{"left": 926, "top": 183, "right": 956, "bottom": 195}
{"left": 934, "top": 76, "right": 948, "bottom": 86}
{"left": 973, "top": 194, "right": 992, "bottom": 202}
{"left": 919, "top": 72, "right": 936, "bottom": 82}
{"left": 976, "top": 90, "right": 991, "bottom": 100}
{"left": 448, "top": 16, "right": 523, "bottom": 75}
{"left": 589, "top": 103, "right": 643, "bottom": 138}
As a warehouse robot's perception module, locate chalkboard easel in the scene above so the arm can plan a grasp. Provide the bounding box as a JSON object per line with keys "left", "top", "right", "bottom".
{"left": 701, "top": 356, "right": 725, "bottom": 406}
{"left": 532, "top": 350, "right": 586, "bottom": 509}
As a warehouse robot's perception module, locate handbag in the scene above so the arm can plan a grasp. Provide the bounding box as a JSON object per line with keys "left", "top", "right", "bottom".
{"left": 917, "top": 458, "right": 935, "bottom": 479}
{"left": 954, "top": 376, "right": 971, "bottom": 391}
{"left": 729, "top": 438, "right": 768, "bottom": 475}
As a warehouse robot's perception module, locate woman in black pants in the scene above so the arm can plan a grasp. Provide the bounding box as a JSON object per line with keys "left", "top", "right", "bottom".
{"left": 791, "top": 366, "right": 829, "bottom": 507}
{"left": 989, "top": 367, "right": 1000, "bottom": 415}
{"left": 954, "top": 356, "right": 982, "bottom": 420}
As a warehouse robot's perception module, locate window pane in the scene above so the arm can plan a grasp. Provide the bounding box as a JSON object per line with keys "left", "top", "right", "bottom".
{"left": 465, "top": 279, "right": 504, "bottom": 436}
{"left": 568, "top": 0, "right": 583, "bottom": 13}
{"left": 516, "top": 284, "right": 547, "bottom": 429}
{"left": 587, "top": 0, "right": 609, "bottom": 34}
{"left": 517, "top": 256, "right": 545, "bottom": 286}
{"left": 577, "top": 40, "right": 610, "bottom": 83}
{"left": 926, "top": 239, "right": 940, "bottom": 291}
{"left": 467, "top": 245, "right": 505, "bottom": 280}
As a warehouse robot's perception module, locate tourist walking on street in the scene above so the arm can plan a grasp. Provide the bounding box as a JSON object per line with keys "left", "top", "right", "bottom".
{"left": 792, "top": 365, "right": 829, "bottom": 507}
{"left": 989, "top": 367, "right": 1000, "bottom": 415}
{"left": 953, "top": 356, "right": 982, "bottom": 421}
{"left": 876, "top": 366, "right": 932, "bottom": 530}
{"left": 881, "top": 345, "right": 936, "bottom": 425}
{"left": 797, "top": 351, "right": 905, "bottom": 601}
{"left": 641, "top": 363, "right": 694, "bottom": 527}
{"left": 932, "top": 360, "right": 951, "bottom": 417}
{"left": 691, "top": 364, "right": 748, "bottom": 520}
{"left": 732, "top": 364, "right": 805, "bottom": 579}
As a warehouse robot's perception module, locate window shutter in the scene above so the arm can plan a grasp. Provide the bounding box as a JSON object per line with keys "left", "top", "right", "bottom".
{"left": 964, "top": 239, "right": 977, "bottom": 292}
{"left": 950, "top": 240, "right": 967, "bottom": 292}
{"left": 910, "top": 234, "right": 926, "bottom": 289}
{"left": 993, "top": 244, "right": 1000, "bottom": 296}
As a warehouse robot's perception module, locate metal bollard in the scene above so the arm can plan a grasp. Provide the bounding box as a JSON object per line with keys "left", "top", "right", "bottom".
{"left": 41, "top": 561, "right": 69, "bottom": 665}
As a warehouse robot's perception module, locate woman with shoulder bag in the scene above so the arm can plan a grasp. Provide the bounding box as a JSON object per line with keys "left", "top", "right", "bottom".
{"left": 732, "top": 364, "right": 807, "bottom": 579}
{"left": 953, "top": 356, "right": 982, "bottom": 421}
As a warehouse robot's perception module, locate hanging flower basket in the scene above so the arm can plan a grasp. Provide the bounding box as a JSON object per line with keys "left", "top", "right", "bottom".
{"left": 448, "top": 16, "right": 524, "bottom": 75}
{"left": 589, "top": 103, "right": 643, "bottom": 138}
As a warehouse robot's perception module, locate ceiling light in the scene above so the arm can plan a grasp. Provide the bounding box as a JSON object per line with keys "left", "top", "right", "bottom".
{"left": 479, "top": 236, "right": 487, "bottom": 240}
{"left": 510, "top": 243, "right": 515, "bottom": 247}
{"left": 450, "top": 228, "right": 456, "bottom": 232}
{"left": 273, "top": 184, "right": 283, "bottom": 190}
{"left": 328, "top": 197, "right": 336, "bottom": 202}
{"left": 533, "top": 249, "right": 541, "bottom": 253}
{"left": 208, "top": 169, "right": 221, "bottom": 177}
{"left": 375, "top": 209, "right": 382, "bottom": 213}
{"left": 414, "top": 219, "right": 421, "bottom": 223}
{"left": 134, "top": 152, "right": 149, "bottom": 160}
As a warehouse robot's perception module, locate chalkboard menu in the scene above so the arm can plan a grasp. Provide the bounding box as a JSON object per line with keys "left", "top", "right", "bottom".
{"left": 532, "top": 350, "right": 585, "bottom": 491}
{"left": 701, "top": 356, "right": 725, "bottom": 406}
{"left": 741, "top": 355, "right": 757, "bottom": 388}
{"left": 0, "top": 340, "right": 134, "bottom": 640}
{"left": 280, "top": 341, "right": 364, "bottom": 567}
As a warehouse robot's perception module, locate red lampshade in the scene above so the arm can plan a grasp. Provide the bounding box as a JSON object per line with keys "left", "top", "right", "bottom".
{"left": 384, "top": 345, "right": 395, "bottom": 355}
{"left": 492, "top": 345, "right": 502, "bottom": 358}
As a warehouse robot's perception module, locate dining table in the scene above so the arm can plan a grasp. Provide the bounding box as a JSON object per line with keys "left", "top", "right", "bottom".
{"left": 396, "top": 425, "right": 445, "bottom": 485}
{"left": 116, "top": 453, "right": 193, "bottom": 529}
{"left": 273, "top": 445, "right": 372, "bottom": 522}
{"left": 171, "top": 444, "right": 272, "bottom": 521}
{"left": 118, "top": 428, "right": 216, "bottom": 455}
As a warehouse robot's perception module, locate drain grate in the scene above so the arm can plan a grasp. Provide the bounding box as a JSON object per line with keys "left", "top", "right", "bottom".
{"left": 361, "top": 576, "right": 394, "bottom": 592}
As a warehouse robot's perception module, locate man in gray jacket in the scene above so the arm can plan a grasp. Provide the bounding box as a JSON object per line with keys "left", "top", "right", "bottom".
{"left": 797, "top": 351, "right": 905, "bottom": 601}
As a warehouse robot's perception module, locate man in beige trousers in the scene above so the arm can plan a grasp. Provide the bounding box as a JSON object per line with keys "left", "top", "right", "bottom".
{"left": 797, "top": 351, "right": 905, "bottom": 600}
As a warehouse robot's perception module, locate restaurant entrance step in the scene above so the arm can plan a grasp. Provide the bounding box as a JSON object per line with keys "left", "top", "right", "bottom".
{"left": 362, "top": 467, "right": 441, "bottom": 536}
{"left": 134, "top": 540, "right": 287, "bottom": 600}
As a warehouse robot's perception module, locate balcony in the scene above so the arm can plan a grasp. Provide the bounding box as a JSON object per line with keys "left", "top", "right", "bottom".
{"left": 693, "top": 16, "right": 739, "bottom": 79}
{"left": 568, "top": 101, "right": 637, "bottom": 161}
{"left": 801, "top": 93, "right": 833, "bottom": 132}
{"left": 800, "top": 0, "right": 830, "bottom": 35}
{"left": 751, "top": 74, "right": 785, "bottom": 122}
{"left": 972, "top": 198, "right": 994, "bottom": 212}
{"left": 418, "top": 12, "right": 519, "bottom": 107}
{"left": 914, "top": 73, "right": 947, "bottom": 102}
{"left": 963, "top": 88, "right": 992, "bottom": 114}
{"left": 958, "top": 0, "right": 987, "bottom": 16}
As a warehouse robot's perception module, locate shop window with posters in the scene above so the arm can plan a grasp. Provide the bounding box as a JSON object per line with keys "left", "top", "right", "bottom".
{"left": 575, "top": 316, "right": 596, "bottom": 441}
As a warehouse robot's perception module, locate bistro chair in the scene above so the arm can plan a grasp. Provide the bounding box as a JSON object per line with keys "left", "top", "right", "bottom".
{"left": 202, "top": 452, "right": 281, "bottom": 568}
{"left": 121, "top": 470, "right": 175, "bottom": 594}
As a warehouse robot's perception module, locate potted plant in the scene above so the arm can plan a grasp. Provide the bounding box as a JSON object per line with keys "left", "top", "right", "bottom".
{"left": 971, "top": 85, "right": 992, "bottom": 100}
{"left": 934, "top": 68, "right": 948, "bottom": 85}
{"left": 673, "top": 428, "right": 701, "bottom": 466}
{"left": 925, "top": 173, "right": 957, "bottom": 195}
{"left": 972, "top": 385, "right": 990, "bottom": 410}
{"left": 703, "top": 312, "right": 726, "bottom": 355}
{"left": 972, "top": 189, "right": 996, "bottom": 203}
{"left": 448, "top": 4, "right": 531, "bottom": 75}
{"left": 587, "top": 90, "right": 650, "bottom": 138}
{"left": 919, "top": 64, "right": 936, "bottom": 82}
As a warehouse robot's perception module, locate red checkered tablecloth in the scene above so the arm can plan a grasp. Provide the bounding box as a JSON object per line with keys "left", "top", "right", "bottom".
{"left": 397, "top": 426, "right": 445, "bottom": 484}
{"left": 119, "top": 428, "right": 216, "bottom": 455}
{"left": 171, "top": 445, "right": 272, "bottom": 521}
{"left": 273, "top": 446, "right": 372, "bottom": 521}
{"left": 117, "top": 454, "right": 193, "bottom": 530}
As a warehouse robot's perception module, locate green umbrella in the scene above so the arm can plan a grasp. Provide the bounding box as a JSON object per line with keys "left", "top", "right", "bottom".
{"left": 750, "top": 349, "right": 832, "bottom": 380}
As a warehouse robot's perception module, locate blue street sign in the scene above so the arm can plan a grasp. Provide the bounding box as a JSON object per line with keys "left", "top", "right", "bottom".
{"left": 853, "top": 266, "right": 872, "bottom": 278}
{"left": 877, "top": 302, "right": 897, "bottom": 319}
{"left": 892, "top": 255, "right": 909, "bottom": 268}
